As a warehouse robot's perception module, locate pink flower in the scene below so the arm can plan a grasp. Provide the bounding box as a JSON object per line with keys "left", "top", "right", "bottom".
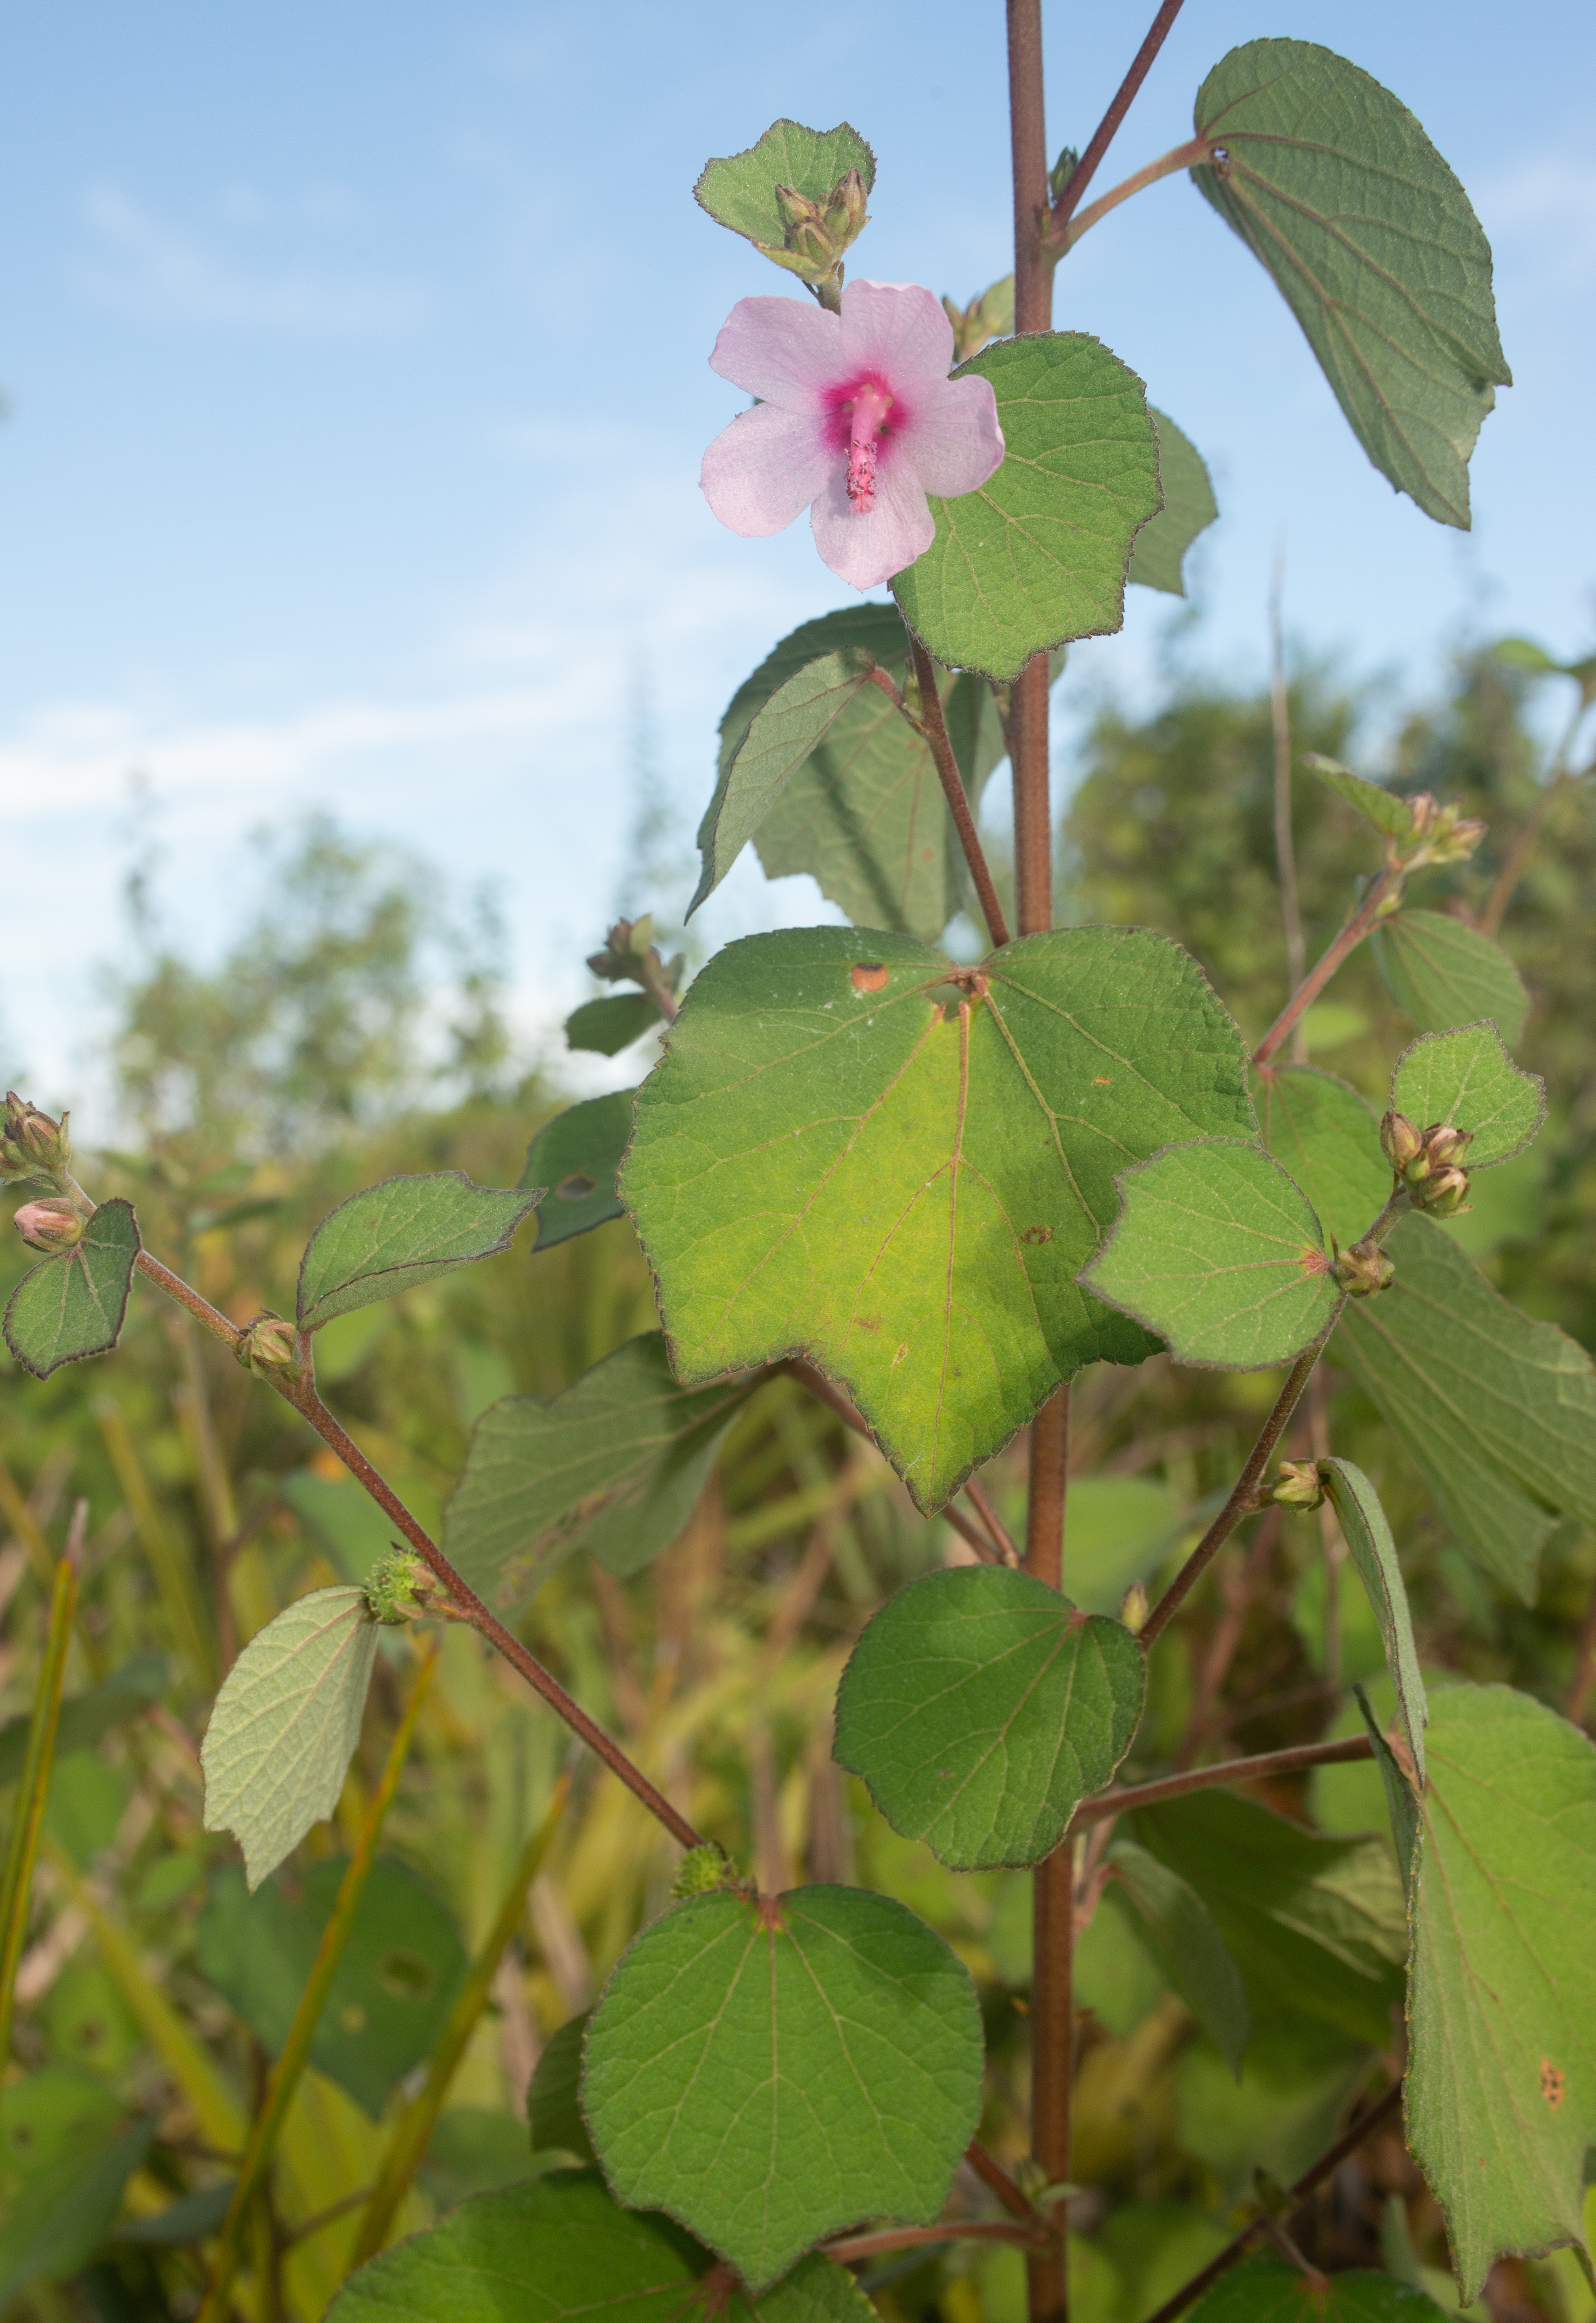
{"left": 700, "top": 279, "right": 1005, "bottom": 592}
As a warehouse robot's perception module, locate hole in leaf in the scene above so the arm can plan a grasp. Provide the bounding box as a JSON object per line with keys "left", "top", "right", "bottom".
{"left": 556, "top": 1174, "right": 598, "bottom": 1200}
{"left": 377, "top": 1949, "right": 435, "bottom": 2001}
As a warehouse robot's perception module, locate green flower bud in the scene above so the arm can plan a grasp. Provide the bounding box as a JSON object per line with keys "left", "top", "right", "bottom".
{"left": 13, "top": 1198, "right": 87, "bottom": 1254}
{"left": 672, "top": 1843, "right": 738, "bottom": 1900}
{"left": 1380, "top": 1111, "right": 1424, "bottom": 1172}
{"left": 1421, "top": 1122, "right": 1473, "bottom": 1169}
{"left": 1117, "top": 1580, "right": 1149, "bottom": 1634}
{"left": 365, "top": 1547, "right": 440, "bottom": 1625}
{"left": 822, "top": 166, "right": 869, "bottom": 251}
{"left": 1331, "top": 1237, "right": 1395, "bottom": 1298}
{"left": 1412, "top": 1163, "right": 1470, "bottom": 1218}
{"left": 1, "top": 1093, "right": 71, "bottom": 1185}
{"left": 1270, "top": 1460, "right": 1327, "bottom": 1511}
{"left": 235, "top": 1309, "right": 304, "bottom": 1385}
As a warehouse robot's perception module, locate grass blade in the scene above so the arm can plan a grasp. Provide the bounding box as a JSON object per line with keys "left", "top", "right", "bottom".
{"left": 0, "top": 1503, "right": 83, "bottom": 2058}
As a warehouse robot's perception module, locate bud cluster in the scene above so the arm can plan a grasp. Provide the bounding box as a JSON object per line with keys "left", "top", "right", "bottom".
{"left": 672, "top": 1842, "right": 740, "bottom": 1900}
{"left": 365, "top": 1547, "right": 446, "bottom": 1626}
{"left": 1381, "top": 1111, "right": 1473, "bottom": 1217}
{"left": 1, "top": 1092, "right": 71, "bottom": 1188}
{"left": 1331, "top": 1236, "right": 1396, "bottom": 1298}
{"left": 1399, "top": 792, "right": 1487, "bottom": 870}
{"left": 758, "top": 168, "right": 869, "bottom": 285}
{"left": 233, "top": 1309, "right": 304, "bottom": 1386}
{"left": 587, "top": 916, "right": 684, "bottom": 1005}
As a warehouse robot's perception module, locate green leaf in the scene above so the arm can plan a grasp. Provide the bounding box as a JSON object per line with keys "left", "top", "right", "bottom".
{"left": 418, "top": 2110, "right": 540, "bottom": 2208}
{"left": 297, "top": 1173, "right": 541, "bottom": 1331}
{"left": 527, "top": 2013, "right": 594, "bottom": 2162}
{"left": 1406, "top": 1683, "right": 1596, "bottom": 2300}
{"left": 893, "top": 333, "right": 1162, "bottom": 682}
{"left": 713, "top": 607, "right": 1006, "bottom": 943}
{"left": 1318, "top": 1458, "right": 1426, "bottom": 1782}
{"left": 443, "top": 1334, "right": 754, "bottom": 1610}
{"left": 621, "top": 925, "right": 1255, "bottom": 1511}
{"left": 694, "top": 650, "right": 883, "bottom": 915}
{"left": 198, "top": 1856, "right": 467, "bottom": 2117}
{"left": 0, "top": 2069, "right": 152, "bottom": 2305}
{"left": 1371, "top": 909, "right": 1528, "bottom": 1047}
{"left": 1336, "top": 1214, "right": 1596, "bottom": 1602}
{"left": 1257, "top": 1066, "right": 1389, "bottom": 1253}
{"left": 583, "top": 1885, "right": 982, "bottom": 2288}
{"left": 325, "top": 2170, "right": 875, "bottom": 2323}
{"left": 1063, "top": 1477, "right": 1186, "bottom": 1616}
{"left": 833, "top": 1567, "right": 1144, "bottom": 1870}
{"left": 1107, "top": 1838, "right": 1251, "bottom": 2074}
{"left": 1187, "top": 2259, "right": 1453, "bottom": 2323}
{"left": 1127, "top": 410, "right": 1218, "bottom": 596}
{"left": 694, "top": 120, "right": 874, "bottom": 272}
{"left": 1301, "top": 752, "right": 1418, "bottom": 841}
{"left": 1083, "top": 1138, "right": 1338, "bottom": 1370}
{"left": 521, "top": 1092, "right": 632, "bottom": 1250}
{"left": 1389, "top": 1023, "right": 1545, "bottom": 1167}
{"left": 0, "top": 1656, "right": 164, "bottom": 1791}
{"left": 1132, "top": 1790, "right": 1407, "bottom": 2045}
{"left": 1352, "top": 1682, "right": 1419, "bottom": 1881}
{"left": 1191, "top": 39, "right": 1509, "bottom": 529}
{"left": 200, "top": 1586, "right": 378, "bottom": 1888}
{"left": 564, "top": 994, "right": 661, "bottom": 1058}
{"left": 3, "top": 1198, "right": 140, "bottom": 1380}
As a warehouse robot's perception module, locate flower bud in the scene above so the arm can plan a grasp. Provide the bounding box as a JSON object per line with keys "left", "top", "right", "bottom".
{"left": 13, "top": 1198, "right": 86, "bottom": 1254}
{"left": 1405, "top": 791, "right": 1438, "bottom": 838}
{"left": 1380, "top": 1111, "right": 1424, "bottom": 1173}
{"left": 1421, "top": 1122, "right": 1473, "bottom": 1170}
{"left": 1, "top": 1093, "right": 70, "bottom": 1184}
{"left": 672, "top": 1843, "right": 738, "bottom": 1900}
{"left": 1270, "top": 1460, "right": 1327, "bottom": 1512}
{"left": 1118, "top": 1580, "right": 1149, "bottom": 1634}
{"left": 1048, "top": 145, "right": 1081, "bottom": 202}
{"left": 364, "top": 1547, "right": 442, "bottom": 1625}
{"left": 1331, "top": 1237, "right": 1395, "bottom": 1298}
{"left": 1412, "top": 1163, "right": 1470, "bottom": 1217}
{"left": 234, "top": 1309, "right": 304, "bottom": 1385}
{"left": 822, "top": 166, "right": 869, "bottom": 252}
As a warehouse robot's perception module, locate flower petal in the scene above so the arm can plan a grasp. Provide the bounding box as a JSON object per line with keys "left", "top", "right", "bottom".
{"left": 701, "top": 403, "right": 835, "bottom": 537}
{"left": 900, "top": 373, "right": 1006, "bottom": 499}
{"left": 810, "top": 458, "right": 935, "bottom": 591}
{"left": 708, "top": 297, "right": 842, "bottom": 408}
{"left": 837, "top": 280, "right": 957, "bottom": 387}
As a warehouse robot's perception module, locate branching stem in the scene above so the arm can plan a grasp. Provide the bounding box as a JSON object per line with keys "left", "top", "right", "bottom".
{"left": 1069, "top": 1732, "right": 1373, "bottom": 1831}
{"left": 1049, "top": 0, "right": 1191, "bottom": 233}
{"left": 908, "top": 636, "right": 1013, "bottom": 948}
{"left": 1251, "top": 868, "right": 1401, "bottom": 1067}
{"left": 1050, "top": 136, "right": 1213, "bottom": 254}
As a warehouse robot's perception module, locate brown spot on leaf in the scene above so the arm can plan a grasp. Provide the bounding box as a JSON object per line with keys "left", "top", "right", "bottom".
{"left": 853, "top": 1314, "right": 882, "bottom": 1332}
{"left": 556, "top": 1173, "right": 597, "bottom": 1200}
{"left": 1021, "top": 1225, "right": 1053, "bottom": 1246}
{"left": 1093, "top": 1076, "right": 1111, "bottom": 1086}
{"left": 1540, "top": 2058, "right": 1566, "bottom": 2109}
{"left": 851, "top": 962, "right": 889, "bottom": 994}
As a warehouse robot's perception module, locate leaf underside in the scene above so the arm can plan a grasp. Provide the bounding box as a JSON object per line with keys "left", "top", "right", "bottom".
{"left": 1371, "top": 910, "right": 1529, "bottom": 1048}
{"left": 1127, "top": 408, "right": 1218, "bottom": 596}
{"left": 1192, "top": 38, "right": 1509, "bottom": 528}
{"left": 1318, "top": 1456, "right": 1427, "bottom": 1782}
{"left": 621, "top": 924, "right": 1255, "bottom": 1512}
{"left": 3, "top": 1198, "right": 141, "bottom": 1379}
{"left": 297, "top": 1173, "right": 541, "bottom": 1330}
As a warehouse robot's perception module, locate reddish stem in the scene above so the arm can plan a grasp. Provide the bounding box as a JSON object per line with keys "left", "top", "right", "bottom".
{"left": 966, "top": 2138, "right": 1041, "bottom": 2224}
{"left": 823, "top": 2219, "right": 1046, "bottom": 2262}
{"left": 1049, "top": 0, "right": 1190, "bottom": 232}
{"left": 1251, "top": 869, "right": 1400, "bottom": 1067}
{"left": 1069, "top": 1732, "right": 1373, "bottom": 1831}
{"left": 908, "top": 636, "right": 1013, "bottom": 948}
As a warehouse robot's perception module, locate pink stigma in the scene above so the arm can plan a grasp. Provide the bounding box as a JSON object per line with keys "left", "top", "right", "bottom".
{"left": 845, "top": 383, "right": 894, "bottom": 512}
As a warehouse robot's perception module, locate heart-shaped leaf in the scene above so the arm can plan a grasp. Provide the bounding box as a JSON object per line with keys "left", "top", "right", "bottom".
{"left": 1390, "top": 1023, "right": 1545, "bottom": 1166}
{"left": 894, "top": 332, "right": 1161, "bottom": 681}
{"left": 297, "top": 1174, "right": 541, "bottom": 1331}
{"left": 4, "top": 1199, "right": 141, "bottom": 1380}
{"left": 1257, "top": 1066, "right": 1388, "bottom": 1254}
{"left": 833, "top": 1566, "right": 1143, "bottom": 1869}
{"left": 1405, "top": 1683, "right": 1596, "bottom": 2300}
{"left": 521, "top": 1092, "right": 632, "bottom": 1250}
{"left": 582, "top": 1886, "right": 982, "bottom": 2290}
{"left": 200, "top": 1586, "right": 378, "bottom": 1888}
{"left": 621, "top": 924, "right": 1254, "bottom": 1511}
{"left": 1192, "top": 39, "right": 1509, "bottom": 528}
{"left": 1127, "top": 409, "right": 1217, "bottom": 597}
{"left": 1083, "top": 1139, "right": 1339, "bottom": 1369}
{"left": 1317, "top": 1457, "right": 1426, "bottom": 1783}
{"left": 1371, "top": 910, "right": 1528, "bottom": 1047}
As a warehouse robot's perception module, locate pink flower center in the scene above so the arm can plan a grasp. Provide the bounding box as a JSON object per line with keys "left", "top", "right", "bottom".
{"left": 832, "top": 379, "right": 896, "bottom": 514}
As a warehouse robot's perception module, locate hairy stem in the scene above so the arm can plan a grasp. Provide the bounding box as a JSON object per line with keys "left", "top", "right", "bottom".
{"left": 1140, "top": 1321, "right": 1338, "bottom": 1648}
{"left": 824, "top": 2220, "right": 1047, "bottom": 2262}
{"left": 1050, "top": 0, "right": 1191, "bottom": 232}
{"left": 1270, "top": 554, "right": 1309, "bottom": 1061}
{"left": 967, "top": 2138, "right": 1043, "bottom": 2223}
{"left": 908, "top": 636, "right": 1013, "bottom": 948}
{"left": 1051, "top": 134, "right": 1212, "bottom": 253}
{"left": 1070, "top": 1732, "right": 1373, "bottom": 1831}
{"left": 1007, "top": 0, "right": 1051, "bottom": 335}
{"left": 1140, "top": 2082, "right": 1402, "bottom": 2323}
{"left": 1252, "top": 869, "right": 1400, "bottom": 1067}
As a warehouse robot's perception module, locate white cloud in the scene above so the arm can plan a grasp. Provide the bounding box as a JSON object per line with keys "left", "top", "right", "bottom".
{"left": 77, "top": 184, "right": 430, "bottom": 338}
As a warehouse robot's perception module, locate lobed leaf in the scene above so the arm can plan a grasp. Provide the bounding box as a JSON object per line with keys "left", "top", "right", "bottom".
{"left": 1336, "top": 1214, "right": 1596, "bottom": 1602}
{"left": 582, "top": 1885, "right": 982, "bottom": 2289}
{"left": 1406, "top": 1684, "right": 1596, "bottom": 2300}
{"left": 3, "top": 1198, "right": 140, "bottom": 1380}
{"left": 1192, "top": 39, "right": 1509, "bottom": 528}
{"left": 833, "top": 1567, "right": 1144, "bottom": 1870}
{"left": 297, "top": 1172, "right": 541, "bottom": 1331}
{"left": 1389, "top": 1022, "right": 1545, "bottom": 1167}
{"left": 564, "top": 993, "right": 661, "bottom": 1057}
{"left": 1083, "top": 1138, "right": 1339, "bottom": 1370}
{"left": 1257, "top": 1065, "right": 1388, "bottom": 1253}
{"left": 894, "top": 333, "right": 1161, "bottom": 681}
{"left": 200, "top": 1586, "right": 378, "bottom": 1889}
{"left": 1108, "top": 1838, "right": 1251, "bottom": 2074}
{"left": 1187, "top": 2260, "right": 1453, "bottom": 2323}
{"left": 1318, "top": 1458, "right": 1426, "bottom": 1782}
{"left": 521, "top": 1092, "right": 632, "bottom": 1249}
{"left": 1127, "top": 409, "right": 1218, "bottom": 597}
{"left": 621, "top": 925, "right": 1255, "bottom": 1512}
{"left": 442, "top": 1334, "right": 755, "bottom": 1610}
{"left": 1371, "top": 909, "right": 1528, "bottom": 1047}
{"left": 694, "top": 120, "right": 875, "bottom": 270}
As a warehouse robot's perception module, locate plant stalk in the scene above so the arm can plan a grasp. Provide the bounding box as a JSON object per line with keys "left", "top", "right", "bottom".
{"left": 1050, "top": 135, "right": 1212, "bottom": 254}
{"left": 908, "top": 637, "right": 1012, "bottom": 947}
{"left": 1068, "top": 1732, "right": 1373, "bottom": 1831}
{"left": 1049, "top": 0, "right": 1190, "bottom": 232}
{"left": 0, "top": 1506, "right": 83, "bottom": 2060}
{"left": 198, "top": 1646, "right": 438, "bottom": 2323}
{"left": 1251, "top": 869, "right": 1400, "bottom": 1068}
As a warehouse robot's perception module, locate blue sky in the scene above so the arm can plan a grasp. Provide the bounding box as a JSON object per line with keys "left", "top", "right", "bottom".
{"left": 2, "top": 0, "right": 1593, "bottom": 1110}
